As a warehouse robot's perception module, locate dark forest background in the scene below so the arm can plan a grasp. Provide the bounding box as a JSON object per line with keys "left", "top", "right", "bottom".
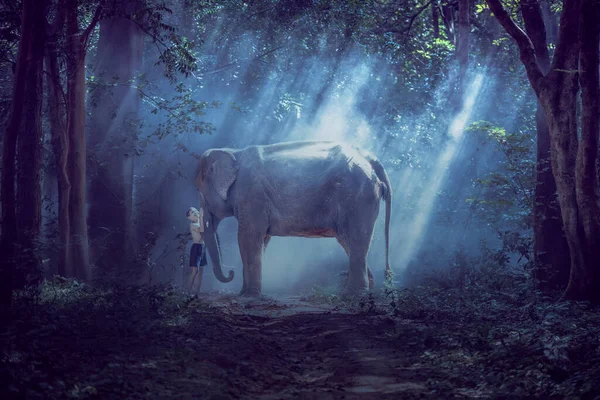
{"left": 0, "top": 0, "right": 599, "bottom": 310}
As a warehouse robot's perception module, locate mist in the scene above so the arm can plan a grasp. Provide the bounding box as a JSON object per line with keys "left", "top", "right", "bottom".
{"left": 84, "top": 4, "right": 536, "bottom": 296}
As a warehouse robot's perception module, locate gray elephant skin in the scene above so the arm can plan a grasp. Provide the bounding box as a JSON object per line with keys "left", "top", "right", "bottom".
{"left": 195, "top": 140, "right": 392, "bottom": 297}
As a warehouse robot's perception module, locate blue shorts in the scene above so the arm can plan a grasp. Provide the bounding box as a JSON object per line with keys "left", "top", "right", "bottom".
{"left": 190, "top": 243, "right": 207, "bottom": 267}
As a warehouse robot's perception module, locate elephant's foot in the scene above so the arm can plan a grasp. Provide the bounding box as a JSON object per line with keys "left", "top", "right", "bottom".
{"left": 342, "top": 274, "right": 369, "bottom": 299}
{"left": 240, "top": 288, "right": 261, "bottom": 297}
{"left": 340, "top": 284, "right": 368, "bottom": 298}
{"left": 239, "top": 283, "right": 261, "bottom": 297}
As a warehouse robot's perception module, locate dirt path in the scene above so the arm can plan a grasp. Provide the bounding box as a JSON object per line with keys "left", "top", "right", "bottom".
{"left": 8, "top": 288, "right": 598, "bottom": 399}
{"left": 207, "top": 295, "right": 432, "bottom": 399}
{"left": 6, "top": 284, "right": 600, "bottom": 399}
{"left": 69, "top": 294, "right": 441, "bottom": 399}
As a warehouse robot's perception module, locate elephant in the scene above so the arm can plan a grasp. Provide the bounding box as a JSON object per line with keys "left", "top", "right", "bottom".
{"left": 195, "top": 140, "right": 392, "bottom": 297}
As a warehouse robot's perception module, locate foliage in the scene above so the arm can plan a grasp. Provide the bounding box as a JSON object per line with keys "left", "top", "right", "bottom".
{"left": 273, "top": 93, "right": 303, "bottom": 122}
{"left": 462, "top": 121, "right": 536, "bottom": 263}
{"left": 466, "top": 121, "right": 535, "bottom": 228}
{"left": 0, "top": 0, "right": 20, "bottom": 122}
{"left": 379, "top": 284, "right": 600, "bottom": 396}
{"left": 129, "top": 1, "right": 201, "bottom": 82}
{"left": 298, "top": 285, "right": 341, "bottom": 305}
{"left": 141, "top": 82, "right": 222, "bottom": 142}
{"left": 356, "top": 254, "right": 600, "bottom": 397}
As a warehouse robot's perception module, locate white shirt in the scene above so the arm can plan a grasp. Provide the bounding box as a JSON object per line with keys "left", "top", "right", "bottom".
{"left": 190, "top": 208, "right": 205, "bottom": 244}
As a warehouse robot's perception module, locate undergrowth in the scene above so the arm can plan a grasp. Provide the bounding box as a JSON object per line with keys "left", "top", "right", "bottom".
{"left": 2, "top": 262, "right": 600, "bottom": 399}
{"left": 0, "top": 280, "right": 207, "bottom": 398}
{"left": 355, "top": 261, "right": 600, "bottom": 398}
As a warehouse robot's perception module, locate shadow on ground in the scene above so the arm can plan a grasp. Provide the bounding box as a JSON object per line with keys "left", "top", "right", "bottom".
{"left": 2, "top": 284, "right": 600, "bottom": 399}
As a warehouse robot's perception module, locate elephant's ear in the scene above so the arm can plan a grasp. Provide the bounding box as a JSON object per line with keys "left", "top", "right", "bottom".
{"left": 209, "top": 150, "right": 238, "bottom": 201}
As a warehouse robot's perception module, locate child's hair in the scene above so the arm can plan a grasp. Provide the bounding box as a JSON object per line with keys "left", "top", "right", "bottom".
{"left": 186, "top": 207, "right": 199, "bottom": 217}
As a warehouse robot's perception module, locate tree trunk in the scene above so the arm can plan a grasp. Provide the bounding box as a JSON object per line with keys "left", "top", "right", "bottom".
{"left": 440, "top": 2, "right": 455, "bottom": 44}
{"left": 564, "top": 0, "right": 600, "bottom": 300}
{"left": 0, "top": 0, "right": 39, "bottom": 313}
{"left": 456, "top": 0, "right": 469, "bottom": 105}
{"left": 486, "top": 0, "right": 600, "bottom": 301}
{"left": 540, "top": 74, "right": 581, "bottom": 294}
{"left": 532, "top": 104, "right": 571, "bottom": 288}
{"left": 66, "top": 0, "right": 90, "bottom": 281}
{"left": 88, "top": 0, "right": 143, "bottom": 281}
{"left": 539, "top": 0, "right": 599, "bottom": 301}
{"left": 14, "top": 0, "right": 46, "bottom": 288}
{"left": 432, "top": 0, "right": 440, "bottom": 38}
{"left": 521, "top": 0, "right": 570, "bottom": 289}
{"left": 539, "top": 0, "right": 581, "bottom": 297}
{"left": 45, "top": 21, "right": 71, "bottom": 277}
{"left": 540, "top": 0, "right": 558, "bottom": 44}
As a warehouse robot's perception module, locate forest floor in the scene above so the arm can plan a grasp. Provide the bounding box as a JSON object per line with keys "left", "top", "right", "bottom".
{"left": 2, "top": 278, "right": 600, "bottom": 399}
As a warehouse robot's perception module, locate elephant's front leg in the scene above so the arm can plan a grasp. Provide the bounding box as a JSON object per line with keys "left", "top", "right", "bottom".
{"left": 239, "top": 274, "right": 247, "bottom": 296}
{"left": 238, "top": 227, "right": 265, "bottom": 297}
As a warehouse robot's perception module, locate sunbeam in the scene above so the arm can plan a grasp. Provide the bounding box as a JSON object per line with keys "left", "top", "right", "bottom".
{"left": 393, "top": 74, "right": 485, "bottom": 274}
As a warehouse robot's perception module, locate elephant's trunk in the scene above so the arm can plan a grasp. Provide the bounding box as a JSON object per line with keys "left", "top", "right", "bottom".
{"left": 205, "top": 213, "right": 234, "bottom": 283}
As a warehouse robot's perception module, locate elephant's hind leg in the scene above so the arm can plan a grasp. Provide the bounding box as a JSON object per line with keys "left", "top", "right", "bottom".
{"left": 336, "top": 237, "right": 374, "bottom": 290}
{"left": 337, "top": 196, "right": 379, "bottom": 295}
{"left": 336, "top": 233, "right": 369, "bottom": 294}
{"left": 238, "top": 227, "right": 266, "bottom": 297}
{"left": 346, "top": 249, "right": 370, "bottom": 294}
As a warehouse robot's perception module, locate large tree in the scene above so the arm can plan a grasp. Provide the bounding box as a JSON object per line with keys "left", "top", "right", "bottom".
{"left": 486, "top": 0, "right": 600, "bottom": 301}
{"left": 87, "top": 0, "right": 144, "bottom": 280}
{"left": 63, "top": 0, "right": 102, "bottom": 280}
{"left": 45, "top": 0, "right": 70, "bottom": 277}
{"left": 0, "top": 0, "right": 46, "bottom": 312}
{"left": 520, "top": 0, "right": 570, "bottom": 289}
{"left": 15, "top": 0, "right": 46, "bottom": 286}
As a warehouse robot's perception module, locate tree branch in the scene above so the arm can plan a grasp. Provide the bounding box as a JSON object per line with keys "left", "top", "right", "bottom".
{"left": 46, "top": 0, "right": 65, "bottom": 37}
{"left": 372, "top": 0, "right": 433, "bottom": 37}
{"left": 198, "top": 45, "right": 285, "bottom": 76}
{"left": 247, "top": 5, "right": 276, "bottom": 19}
{"left": 520, "top": 0, "right": 551, "bottom": 73}
{"left": 82, "top": 2, "right": 104, "bottom": 47}
{"left": 485, "top": 0, "right": 544, "bottom": 94}
{"left": 549, "top": 0, "right": 581, "bottom": 72}
{"left": 405, "top": 0, "right": 434, "bottom": 36}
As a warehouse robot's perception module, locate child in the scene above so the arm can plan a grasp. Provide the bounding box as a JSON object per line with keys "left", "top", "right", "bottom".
{"left": 186, "top": 206, "right": 207, "bottom": 295}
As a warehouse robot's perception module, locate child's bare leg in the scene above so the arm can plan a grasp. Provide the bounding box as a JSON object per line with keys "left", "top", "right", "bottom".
{"left": 186, "top": 267, "right": 198, "bottom": 294}
{"left": 193, "top": 266, "right": 204, "bottom": 294}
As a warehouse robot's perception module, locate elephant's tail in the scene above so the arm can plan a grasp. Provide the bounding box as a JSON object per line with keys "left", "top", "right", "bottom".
{"left": 369, "top": 157, "right": 392, "bottom": 283}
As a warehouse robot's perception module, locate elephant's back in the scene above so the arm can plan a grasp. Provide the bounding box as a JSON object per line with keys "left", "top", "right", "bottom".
{"left": 246, "top": 141, "right": 380, "bottom": 201}
{"left": 239, "top": 141, "right": 383, "bottom": 237}
{"left": 257, "top": 141, "right": 374, "bottom": 174}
